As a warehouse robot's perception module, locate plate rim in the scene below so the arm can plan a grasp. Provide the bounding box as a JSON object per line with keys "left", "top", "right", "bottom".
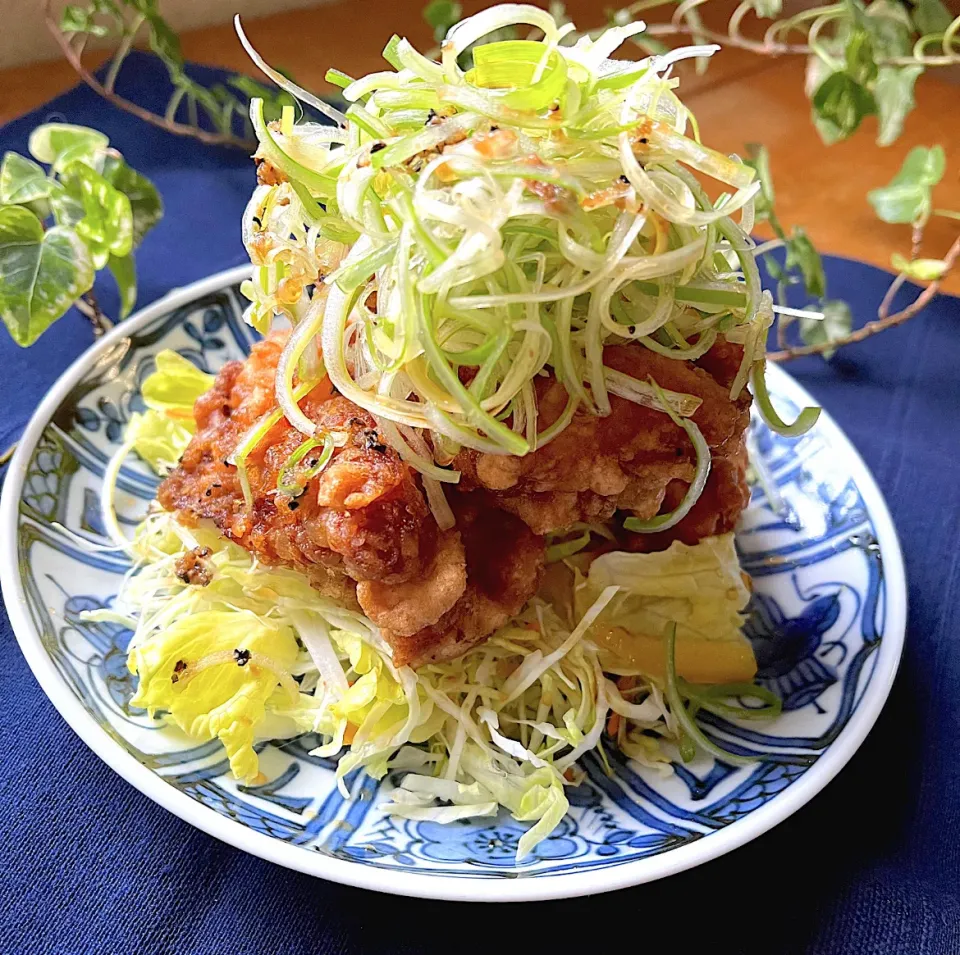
{"left": 1, "top": 264, "right": 907, "bottom": 902}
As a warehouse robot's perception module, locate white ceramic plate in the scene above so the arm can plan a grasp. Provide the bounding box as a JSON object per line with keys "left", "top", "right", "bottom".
{"left": 1, "top": 266, "right": 906, "bottom": 902}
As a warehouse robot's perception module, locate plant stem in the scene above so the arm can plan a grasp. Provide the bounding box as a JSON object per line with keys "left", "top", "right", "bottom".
{"left": 103, "top": 14, "right": 145, "bottom": 93}
{"left": 75, "top": 292, "right": 113, "bottom": 338}
{"left": 768, "top": 232, "right": 960, "bottom": 361}
{"left": 41, "top": 0, "right": 254, "bottom": 150}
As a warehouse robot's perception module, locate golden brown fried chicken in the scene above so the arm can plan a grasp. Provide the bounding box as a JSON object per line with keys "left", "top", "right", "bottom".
{"left": 453, "top": 340, "right": 751, "bottom": 545}
{"left": 158, "top": 333, "right": 546, "bottom": 669}
{"left": 383, "top": 496, "right": 546, "bottom": 668}
{"left": 158, "top": 334, "right": 440, "bottom": 595}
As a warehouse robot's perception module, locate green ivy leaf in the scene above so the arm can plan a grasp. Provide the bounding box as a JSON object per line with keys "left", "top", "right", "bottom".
{"left": 60, "top": 161, "right": 133, "bottom": 268}
{"left": 145, "top": 10, "right": 184, "bottom": 68}
{"left": 891, "top": 253, "right": 947, "bottom": 281}
{"left": 868, "top": 182, "right": 929, "bottom": 222}
{"left": 100, "top": 154, "right": 163, "bottom": 247}
{"left": 867, "top": 145, "right": 945, "bottom": 223}
{"left": 812, "top": 72, "right": 876, "bottom": 143}
{"left": 892, "top": 144, "right": 946, "bottom": 186}
{"left": 785, "top": 228, "right": 827, "bottom": 300}
{"left": 753, "top": 0, "right": 783, "bottom": 17}
{"left": 874, "top": 65, "right": 924, "bottom": 147}
{"left": 28, "top": 123, "right": 109, "bottom": 171}
{"left": 424, "top": 0, "right": 462, "bottom": 39}
{"left": 844, "top": 30, "right": 878, "bottom": 86}
{"left": 911, "top": 0, "right": 953, "bottom": 35}
{"left": 59, "top": 5, "right": 110, "bottom": 36}
{"left": 48, "top": 180, "right": 85, "bottom": 228}
{"left": 862, "top": 0, "right": 914, "bottom": 58}
{"left": 799, "top": 299, "right": 852, "bottom": 359}
{"left": 108, "top": 252, "right": 137, "bottom": 318}
{"left": 0, "top": 206, "right": 94, "bottom": 346}
{"left": 91, "top": 0, "right": 122, "bottom": 18}
{"left": 0, "top": 152, "right": 53, "bottom": 204}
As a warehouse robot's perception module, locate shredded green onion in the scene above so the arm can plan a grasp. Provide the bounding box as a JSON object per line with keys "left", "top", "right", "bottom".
{"left": 750, "top": 361, "right": 821, "bottom": 437}
{"left": 663, "top": 623, "right": 755, "bottom": 766}
{"left": 277, "top": 434, "right": 335, "bottom": 496}
{"left": 623, "top": 378, "right": 711, "bottom": 533}
{"left": 228, "top": 377, "right": 325, "bottom": 509}
{"left": 237, "top": 3, "right": 817, "bottom": 484}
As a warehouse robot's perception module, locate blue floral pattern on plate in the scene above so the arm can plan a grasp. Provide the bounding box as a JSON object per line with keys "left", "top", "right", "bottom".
{"left": 5, "top": 271, "right": 905, "bottom": 892}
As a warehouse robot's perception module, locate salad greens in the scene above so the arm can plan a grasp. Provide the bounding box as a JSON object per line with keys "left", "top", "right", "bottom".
{"left": 95, "top": 6, "right": 805, "bottom": 861}
{"left": 124, "top": 350, "right": 213, "bottom": 473}
{"left": 97, "top": 503, "right": 756, "bottom": 858}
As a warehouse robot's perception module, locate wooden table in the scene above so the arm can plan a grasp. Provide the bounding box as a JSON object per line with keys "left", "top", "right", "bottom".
{"left": 2, "top": 0, "right": 958, "bottom": 293}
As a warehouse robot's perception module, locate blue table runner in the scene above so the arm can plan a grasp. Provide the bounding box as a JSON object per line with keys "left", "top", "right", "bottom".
{"left": 1, "top": 51, "right": 958, "bottom": 955}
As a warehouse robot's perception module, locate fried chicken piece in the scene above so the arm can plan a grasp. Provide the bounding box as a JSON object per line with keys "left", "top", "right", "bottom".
{"left": 384, "top": 497, "right": 546, "bottom": 668}
{"left": 356, "top": 529, "right": 467, "bottom": 637}
{"left": 619, "top": 430, "right": 750, "bottom": 552}
{"left": 454, "top": 340, "right": 751, "bottom": 543}
{"left": 158, "top": 334, "right": 442, "bottom": 595}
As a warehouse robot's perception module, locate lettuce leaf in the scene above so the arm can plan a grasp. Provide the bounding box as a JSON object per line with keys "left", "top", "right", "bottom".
{"left": 128, "top": 610, "right": 300, "bottom": 782}
{"left": 584, "top": 533, "right": 756, "bottom": 683}
{"left": 128, "top": 350, "right": 214, "bottom": 472}
{"left": 141, "top": 349, "right": 214, "bottom": 417}
{"left": 125, "top": 410, "right": 193, "bottom": 473}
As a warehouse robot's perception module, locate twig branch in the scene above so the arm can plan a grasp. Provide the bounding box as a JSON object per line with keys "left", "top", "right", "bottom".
{"left": 644, "top": 11, "right": 960, "bottom": 65}
{"left": 41, "top": 0, "right": 254, "bottom": 150}
{"left": 767, "top": 232, "right": 960, "bottom": 361}
{"left": 74, "top": 292, "right": 113, "bottom": 337}
{"left": 103, "top": 13, "right": 145, "bottom": 94}
{"left": 643, "top": 19, "right": 811, "bottom": 56}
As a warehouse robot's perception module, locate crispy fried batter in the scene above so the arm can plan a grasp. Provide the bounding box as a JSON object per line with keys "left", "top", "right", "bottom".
{"left": 158, "top": 332, "right": 749, "bottom": 669}
{"left": 356, "top": 529, "right": 467, "bottom": 637}
{"left": 158, "top": 334, "right": 438, "bottom": 592}
{"left": 453, "top": 340, "right": 751, "bottom": 543}
{"left": 385, "top": 497, "right": 546, "bottom": 668}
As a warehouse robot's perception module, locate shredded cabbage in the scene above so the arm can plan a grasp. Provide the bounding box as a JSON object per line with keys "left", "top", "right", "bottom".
{"left": 104, "top": 511, "right": 778, "bottom": 860}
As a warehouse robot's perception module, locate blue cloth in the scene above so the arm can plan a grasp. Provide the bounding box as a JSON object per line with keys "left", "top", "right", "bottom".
{"left": 2, "top": 53, "right": 959, "bottom": 955}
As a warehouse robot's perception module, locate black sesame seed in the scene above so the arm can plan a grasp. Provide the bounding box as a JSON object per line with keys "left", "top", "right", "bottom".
{"left": 426, "top": 109, "right": 437, "bottom": 122}
{"left": 288, "top": 500, "right": 300, "bottom": 511}
{"left": 370, "top": 142, "right": 386, "bottom": 153}
{"left": 234, "top": 648, "right": 252, "bottom": 667}
{"left": 619, "top": 175, "right": 629, "bottom": 183}
{"left": 675, "top": 447, "right": 684, "bottom": 457}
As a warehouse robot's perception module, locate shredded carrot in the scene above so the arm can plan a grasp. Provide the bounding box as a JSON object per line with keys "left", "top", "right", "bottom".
{"left": 606, "top": 712, "right": 621, "bottom": 737}
{"left": 343, "top": 722, "right": 358, "bottom": 745}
